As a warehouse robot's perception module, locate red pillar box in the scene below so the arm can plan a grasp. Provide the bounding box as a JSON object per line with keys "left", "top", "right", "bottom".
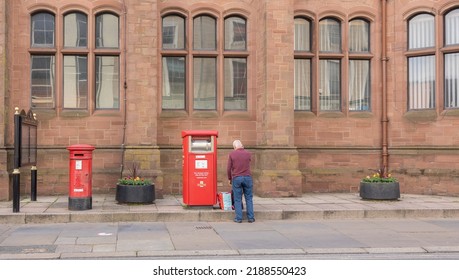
{"left": 67, "top": 144, "right": 95, "bottom": 210}
{"left": 181, "top": 130, "right": 218, "bottom": 206}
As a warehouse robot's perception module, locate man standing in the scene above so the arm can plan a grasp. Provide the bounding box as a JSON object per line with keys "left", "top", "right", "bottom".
{"left": 227, "top": 140, "right": 255, "bottom": 223}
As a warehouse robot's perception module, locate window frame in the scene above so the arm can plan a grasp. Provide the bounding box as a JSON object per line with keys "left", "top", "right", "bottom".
{"left": 30, "top": 55, "right": 56, "bottom": 108}
{"left": 31, "top": 12, "right": 55, "bottom": 48}
{"left": 293, "top": 14, "right": 374, "bottom": 115}
{"left": 223, "top": 15, "right": 248, "bottom": 111}
{"left": 30, "top": 11, "right": 56, "bottom": 109}
{"left": 443, "top": 7, "right": 459, "bottom": 109}
{"left": 93, "top": 12, "right": 121, "bottom": 110}
{"left": 318, "top": 17, "right": 343, "bottom": 112}
{"left": 29, "top": 8, "right": 122, "bottom": 113}
{"left": 406, "top": 12, "right": 436, "bottom": 111}
{"left": 192, "top": 14, "right": 218, "bottom": 111}
{"left": 62, "top": 11, "right": 89, "bottom": 109}
{"left": 294, "top": 16, "right": 313, "bottom": 111}
{"left": 160, "top": 12, "right": 249, "bottom": 114}
{"left": 348, "top": 18, "right": 371, "bottom": 112}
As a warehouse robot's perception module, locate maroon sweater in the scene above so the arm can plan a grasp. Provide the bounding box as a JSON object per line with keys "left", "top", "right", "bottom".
{"left": 227, "top": 148, "right": 252, "bottom": 180}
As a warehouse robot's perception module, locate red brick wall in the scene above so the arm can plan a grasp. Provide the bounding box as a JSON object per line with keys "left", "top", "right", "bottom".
{"left": 384, "top": 0, "right": 459, "bottom": 195}
{"left": 295, "top": 0, "right": 459, "bottom": 196}
{"left": 0, "top": 0, "right": 8, "bottom": 200}
{"left": 2, "top": 0, "right": 459, "bottom": 201}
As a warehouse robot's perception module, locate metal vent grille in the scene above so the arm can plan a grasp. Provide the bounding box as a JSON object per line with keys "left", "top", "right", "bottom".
{"left": 195, "top": 225, "right": 213, "bottom": 230}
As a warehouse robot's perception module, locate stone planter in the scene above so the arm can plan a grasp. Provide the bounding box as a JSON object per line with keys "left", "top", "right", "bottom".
{"left": 116, "top": 183, "right": 155, "bottom": 204}
{"left": 359, "top": 182, "right": 400, "bottom": 200}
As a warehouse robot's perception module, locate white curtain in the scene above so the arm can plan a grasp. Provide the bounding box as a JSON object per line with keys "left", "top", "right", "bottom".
{"left": 320, "top": 59, "right": 340, "bottom": 110}
{"left": 409, "top": 14, "right": 434, "bottom": 49}
{"left": 445, "top": 9, "right": 459, "bottom": 46}
{"left": 444, "top": 9, "right": 459, "bottom": 108}
{"left": 349, "top": 19, "right": 369, "bottom": 52}
{"left": 349, "top": 60, "right": 370, "bottom": 111}
{"left": 409, "top": 56, "right": 435, "bottom": 109}
{"left": 294, "top": 18, "right": 310, "bottom": 51}
{"left": 294, "top": 59, "right": 311, "bottom": 110}
{"left": 408, "top": 14, "right": 435, "bottom": 109}
{"left": 319, "top": 18, "right": 340, "bottom": 52}
{"left": 319, "top": 18, "right": 341, "bottom": 111}
{"left": 445, "top": 53, "right": 459, "bottom": 108}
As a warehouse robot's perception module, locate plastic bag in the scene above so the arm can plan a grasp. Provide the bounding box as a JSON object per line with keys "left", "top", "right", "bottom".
{"left": 218, "top": 192, "right": 232, "bottom": 210}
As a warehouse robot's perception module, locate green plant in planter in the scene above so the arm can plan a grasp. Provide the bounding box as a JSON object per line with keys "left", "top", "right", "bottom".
{"left": 117, "top": 176, "right": 152, "bottom": 186}
{"left": 361, "top": 168, "right": 397, "bottom": 183}
{"left": 118, "top": 163, "right": 152, "bottom": 185}
{"left": 116, "top": 162, "right": 155, "bottom": 204}
{"left": 360, "top": 167, "right": 400, "bottom": 200}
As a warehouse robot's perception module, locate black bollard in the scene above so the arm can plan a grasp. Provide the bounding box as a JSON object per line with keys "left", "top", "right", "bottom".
{"left": 13, "top": 169, "right": 20, "bottom": 213}
{"left": 31, "top": 166, "right": 37, "bottom": 201}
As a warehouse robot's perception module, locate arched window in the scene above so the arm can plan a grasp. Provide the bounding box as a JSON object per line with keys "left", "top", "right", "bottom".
{"left": 31, "top": 12, "right": 55, "bottom": 108}
{"left": 160, "top": 13, "right": 248, "bottom": 112}
{"left": 95, "top": 13, "right": 120, "bottom": 109}
{"left": 63, "top": 12, "right": 88, "bottom": 109}
{"left": 224, "top": 16, "right": 247, "bottom": 110}
{"left": 319, "top": 18, "right": 341, "bottom": 111}
{"left": 444, "top": 8, "right": 459, "bottom": 108}
{"left": 294, "top": 17, "right": 312, "bottom": 111}
{"left": 349, "top": 19, "right": 370, "bottom": 111}
{"left": 31, "top": 12, "right": 55, "bottom": 47}
{"left": 30, "top": 10, "right": 121, "bottom": 111}
{"left": 407, "top": 13, "right": 435, "bottom": 110}
{"left": 161, "top": 14, "right": 186, "bottom": 110}
{"left": 193, "top": 15, "right": 217, "bottom": 110}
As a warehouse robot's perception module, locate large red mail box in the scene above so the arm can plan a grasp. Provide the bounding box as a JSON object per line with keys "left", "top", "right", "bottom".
{"left": 181, "top": 130, "right": 218, "bottom": 206}
{"left": 67, "top": 144, "right": 95, "bottom": 210}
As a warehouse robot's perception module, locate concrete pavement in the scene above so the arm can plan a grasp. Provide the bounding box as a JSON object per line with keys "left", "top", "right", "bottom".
{"left": 1, "top": 217, "right": 459, "bottom": 260}
{"left": 1, "top": 192, "right": 459, "bottom": 259}
{"left": 1, "top": 192, "right": 459, "bottom": 224}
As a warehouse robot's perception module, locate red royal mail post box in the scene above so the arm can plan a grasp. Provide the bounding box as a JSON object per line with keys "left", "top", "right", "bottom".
{"left": 181, "top": 130, "right": 218, "bottom": 206}
{"left": 67, "top": 144, "right": 95, "bottom": 210}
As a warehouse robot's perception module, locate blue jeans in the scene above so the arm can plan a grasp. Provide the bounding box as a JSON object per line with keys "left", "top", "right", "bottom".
{"left": 232, "top": 176, "right": 254, "bottom": 221}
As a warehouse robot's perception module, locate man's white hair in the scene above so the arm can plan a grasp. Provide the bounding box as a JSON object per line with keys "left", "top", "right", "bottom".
{"left": 233, "top": 139, "right": 243, "bottom": 149}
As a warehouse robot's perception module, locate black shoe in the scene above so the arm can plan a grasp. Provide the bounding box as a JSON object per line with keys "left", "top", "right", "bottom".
{"left": 234, "top": 219, "right": 242, "bottom": 223}
{"left": 248, "top": 219, "right": 255, "bottom": 223}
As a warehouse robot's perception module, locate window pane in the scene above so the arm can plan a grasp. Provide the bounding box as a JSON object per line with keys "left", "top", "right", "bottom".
{"left": 95, "top": 56, "right": 119, "bottom": 109}
{"left": 445, "top": 9, "right": 459, "bottom": 46}
{"left": 294, "top": 18, "right": 311, "bottom": 51}
{"left": 349, "top": 19, "right": 369, "bottom": 52}
{"left": 96, "top": 13, "right": 119, "bottom": 48}
{"left": 319, "top": 18, "right": 341, "bottom": 52}
{"left": 319, "top": 59, "right": 341, "bottom": 110}
{"left": 408, "top": 55, "right": 435, "bottom": 109}
{"left": 31, "top": 55, "right": 55, "bottom": 108}
{"left": 409, "top": 14, "right": 434, "bottom": 49}
{"left": 349, "top": 60, "right": 370, "bottom": 111}
{"left": 163, "top": 15, "right": 185, "bottom": 49}
{"left": 64, "top": 12, "right": 87, "bottom": 48}
{"left": 193, "top": 16, "right": 216, "bottom": 50}
{"left": 294, "top": 59, "right": 311, "bottom": 110}
{"left": 445, "top": 53, "right": 459, "bottom": 108}
{"left": 224, "top": 58, "right": 247, "bottom": 110}
{"left": 162, "top": 57, "right": 185, "bottom": 109}
{"left": 224, "top": 17, "right": 246, "bottom": 50}
{"left": 64, "top": 55, "right": 88, "bottom": 109}
{"left": 193, "top": 58, "right": 216, "bottom": 109}
{"left": 31, "top": 13, "right": 55, "bottom": 47}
